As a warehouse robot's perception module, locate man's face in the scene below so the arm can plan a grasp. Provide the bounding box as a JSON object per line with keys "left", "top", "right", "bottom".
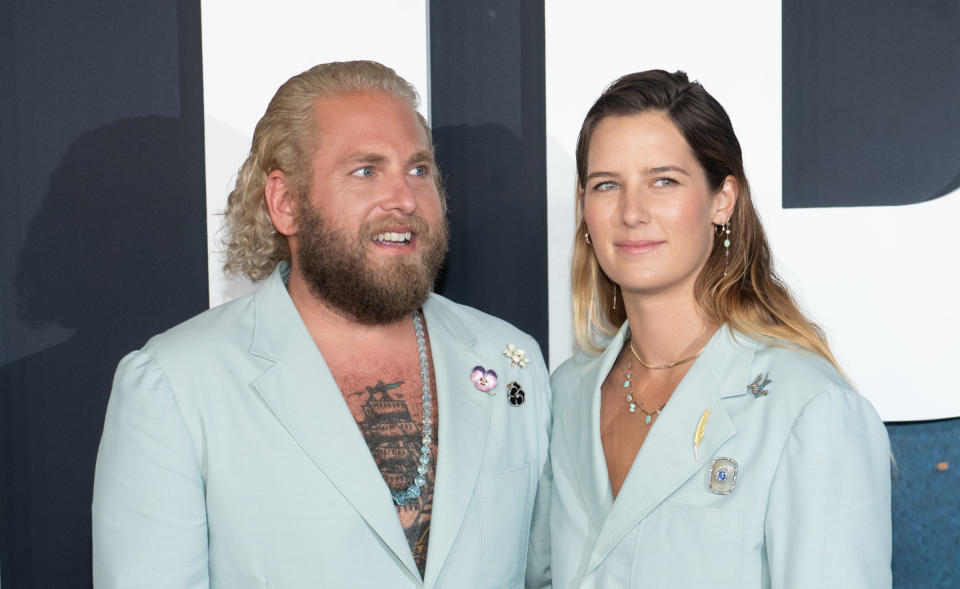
{"left": 293, "top": 91, "right": 448, "bottom": 324}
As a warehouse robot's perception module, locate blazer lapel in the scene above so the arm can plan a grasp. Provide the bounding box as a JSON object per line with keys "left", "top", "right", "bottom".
{"left": 559, "top": 325, "right": 628, "bottom": 533}
{"left": 420, "top": 296, "right": 493, "bottom": 587}
{"left": 248, "top": 268, "right": 420, "bottom": 581}
{"left": 586, "top": 325, "right": 755, "bottom": 574}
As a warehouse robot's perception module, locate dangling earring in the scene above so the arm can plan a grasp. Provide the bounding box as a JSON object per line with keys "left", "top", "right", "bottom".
{"left": 612, "top": 285, "right": 617, "bottom": 310}
{"left": 720, "top": 221, "right": 731, "bottom": 276}
{"left": 584, "top": 232, "right": 592, "bottom": 246}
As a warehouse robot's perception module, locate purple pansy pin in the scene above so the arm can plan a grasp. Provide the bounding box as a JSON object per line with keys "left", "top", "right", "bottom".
{"left": 471, "top": 366, "right": 498, "bottom": 394}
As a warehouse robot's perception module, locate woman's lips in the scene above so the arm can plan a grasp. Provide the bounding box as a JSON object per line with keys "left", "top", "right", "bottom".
{"left": 615, "top": 239, "right": 664, "bottom": 254}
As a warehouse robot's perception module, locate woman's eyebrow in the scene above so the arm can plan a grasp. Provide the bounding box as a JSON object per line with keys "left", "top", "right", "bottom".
{"left": 584, "top": 170, "right": 619, "bottom": 181}
{"left": 647, "top": 165, "right": 690, "bottom": 176}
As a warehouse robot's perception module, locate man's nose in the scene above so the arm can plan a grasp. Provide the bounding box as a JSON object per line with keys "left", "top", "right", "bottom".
{"left": 381, "top": 172, "right": 417, "bottom": 214}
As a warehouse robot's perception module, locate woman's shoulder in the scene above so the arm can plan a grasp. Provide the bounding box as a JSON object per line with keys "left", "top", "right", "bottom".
{"left": 735, "top": 333, "right": 883, "bottom": 435}
{"left": 549, "top": 348, "right": 608, "bottom": 410}
{"left": 750, "top": 336, "right": 847, "bottom": 391}
{"left": 757, "top": 332, "right": 840, "bottom": 376}
{"left": 718, "top": 331, "right": 889, "bottom": 494}
{"left": 551, "top": 350, "right": 593, "bottom": 377}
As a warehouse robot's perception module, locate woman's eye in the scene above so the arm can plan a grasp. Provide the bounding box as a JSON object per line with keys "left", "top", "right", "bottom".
{"left": 351, "top": 167, "right": 374, "bottom": 178}
{"left": 593, "top": 181, "right": 617, "bottom": 192}
{"left": 653, "top": 177, "right": 676, "bottom": 187}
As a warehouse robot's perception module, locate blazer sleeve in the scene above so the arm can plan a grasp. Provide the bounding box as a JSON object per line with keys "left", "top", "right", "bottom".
{"left": 525, "top": 341, "right": 553, "bottom": 589}
{"left": 764, "top": 384, "right": 892, "bottom": 588}
{"left": 92, "top": 350, "right": 209, "bottom": 589}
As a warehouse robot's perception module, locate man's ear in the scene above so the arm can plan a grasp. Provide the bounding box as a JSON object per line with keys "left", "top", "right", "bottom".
{"left": 264, "top": 170, "right": 298, "bottom": 236}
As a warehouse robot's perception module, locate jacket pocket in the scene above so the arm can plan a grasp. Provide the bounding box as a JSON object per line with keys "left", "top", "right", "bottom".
{"left": 630, "top": 502, "right": 742, "bottom": 588}
{"left": 477, "top": 462, "right": 532, "bottom": 587}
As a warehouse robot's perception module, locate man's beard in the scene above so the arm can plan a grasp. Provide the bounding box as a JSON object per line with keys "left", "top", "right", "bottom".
{"left": 295, "top": 203, "right": 449, "bottom": 325}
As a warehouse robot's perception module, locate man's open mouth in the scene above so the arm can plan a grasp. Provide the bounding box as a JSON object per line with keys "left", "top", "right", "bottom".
{"left": 371, "top": 231, "right": 413, "bottom": 245}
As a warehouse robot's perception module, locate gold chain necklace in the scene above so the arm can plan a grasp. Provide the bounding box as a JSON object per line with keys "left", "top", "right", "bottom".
{"left": 629, "top": 339, "right": 705, "bottom": 369}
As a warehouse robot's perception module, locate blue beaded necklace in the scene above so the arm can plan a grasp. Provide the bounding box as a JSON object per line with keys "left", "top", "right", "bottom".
{"left": 622, "top": 357, "right": 666, "bottom": 426}
{"left": 391, "top": 311, "right": 433, "bottom": 506}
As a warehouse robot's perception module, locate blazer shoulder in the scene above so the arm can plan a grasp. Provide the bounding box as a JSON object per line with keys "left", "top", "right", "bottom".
{"left": 426, "top": 292, "right": 541, "bottom": 351}
{"left": 748, "top": 339, "right": 881, "bottom": 434}
{"left": 141, "top": 290, "right": 256, "bottom": 363}
{"left": 549, "top": 350, "right": 600, "bottom": 409}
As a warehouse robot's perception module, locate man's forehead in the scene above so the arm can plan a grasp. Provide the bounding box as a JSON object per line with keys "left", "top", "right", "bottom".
{"left": 310, "top": 91, "right": 431, "bottom": 157}
{"left": 312, "top": 91, "right": 423, "bottom": 132}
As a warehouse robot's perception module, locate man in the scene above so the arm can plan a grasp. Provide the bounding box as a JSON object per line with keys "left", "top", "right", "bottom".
{"left": 92, "top": 61, "right": 551, "bottom": 588}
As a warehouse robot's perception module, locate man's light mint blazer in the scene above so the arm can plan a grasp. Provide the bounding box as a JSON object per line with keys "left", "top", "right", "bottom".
{"left": 549, "top": 323, "right": 892, "bottom": 588}
{"left": 93, "top": 266, "right": 552, "bottom": 588}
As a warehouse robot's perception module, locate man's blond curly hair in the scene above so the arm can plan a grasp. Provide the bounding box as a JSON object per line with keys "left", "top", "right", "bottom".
{"left": 222, "top": 60, "right": 441, "bottom": 281}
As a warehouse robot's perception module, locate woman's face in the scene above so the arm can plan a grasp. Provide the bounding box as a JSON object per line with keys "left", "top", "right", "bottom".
{"left": 582, "top": 111, "right": 736, "bottom": 300}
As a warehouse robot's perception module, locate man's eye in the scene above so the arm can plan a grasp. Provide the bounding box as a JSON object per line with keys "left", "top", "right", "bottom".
{"left": 351, "top": 167, "right": 374, "bottom": 178}
{"left": 409, "top": 166, "right": 427, "bottom": 176}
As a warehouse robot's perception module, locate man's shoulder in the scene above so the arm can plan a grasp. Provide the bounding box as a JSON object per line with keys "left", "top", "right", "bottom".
{"left": 141, "top": 289, "right": 257, "bottom": 360}
{"left": 425, "top": 293, "right": 539, "bottom": 349}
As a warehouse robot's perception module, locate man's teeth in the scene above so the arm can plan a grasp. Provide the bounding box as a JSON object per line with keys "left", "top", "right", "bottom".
{"left": 372, "top": 231, "right": 412, "bottom": 244}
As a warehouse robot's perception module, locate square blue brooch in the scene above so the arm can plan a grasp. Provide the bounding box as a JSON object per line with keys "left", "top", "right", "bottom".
{"left": 707, "top": 457, "right": 738, "bottom": 495}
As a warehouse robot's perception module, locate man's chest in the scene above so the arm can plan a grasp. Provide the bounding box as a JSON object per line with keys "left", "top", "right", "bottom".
{"left": 328, "top": 354, "right": 440, "bottom": 577}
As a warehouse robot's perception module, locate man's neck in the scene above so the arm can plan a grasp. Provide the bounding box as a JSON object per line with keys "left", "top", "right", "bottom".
{"left": 285, "top": 265, "right": 416, "bottom": 353}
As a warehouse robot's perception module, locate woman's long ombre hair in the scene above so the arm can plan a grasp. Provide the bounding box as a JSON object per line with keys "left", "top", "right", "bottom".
{"left": 571, "top": 70, "right": 839, "bottom": 370}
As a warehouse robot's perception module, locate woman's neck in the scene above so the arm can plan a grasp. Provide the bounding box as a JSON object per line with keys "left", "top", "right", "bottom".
{"left": 621, "top": 290, "right": 718, "bottom": 367}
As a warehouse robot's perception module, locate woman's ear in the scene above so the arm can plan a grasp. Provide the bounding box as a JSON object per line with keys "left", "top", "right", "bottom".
{"left": 264, "top": 170, "right": 298, "bottom": 236}
{"left": 712, "top": 175, "right": 739, "bottom": 224}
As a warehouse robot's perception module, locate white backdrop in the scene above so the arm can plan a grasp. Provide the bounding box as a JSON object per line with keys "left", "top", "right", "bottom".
{"left": 201, "top": 0, "right": 431, "bottom": 307}
{"left": 545, "top": 0, "right": 960, "bottom": 421}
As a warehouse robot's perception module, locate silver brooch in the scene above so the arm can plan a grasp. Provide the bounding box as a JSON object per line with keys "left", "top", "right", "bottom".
{"left": 747, "top": 373, "right": 772, "bottom": 397}
{"left": 707, "top": 457, "right": 738, "bottom": 495}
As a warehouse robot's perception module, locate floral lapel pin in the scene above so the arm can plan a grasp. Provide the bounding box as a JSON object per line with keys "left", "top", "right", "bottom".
{"left": 507, "top": 381, "right": 526, "bottom": 407}
{"left": 502, "top": 344, "right": 530, "bottom": 368}
{"left": 747, "top": 373, "right": 772, "bottom": 397}
{"left": 471, "top": 366, "right": 498, "bottom": 395}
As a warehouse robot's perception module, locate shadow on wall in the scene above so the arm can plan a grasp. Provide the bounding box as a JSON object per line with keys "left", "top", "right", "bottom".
{"left": 0, "top": 116, "right": 207, "bottom": 588}
{"left": 432, "top": 122, "right": 548, "bottom": 353}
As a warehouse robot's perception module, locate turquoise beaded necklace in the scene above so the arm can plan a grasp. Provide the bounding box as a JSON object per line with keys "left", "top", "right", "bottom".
{"left": 391, "top": 311, "right": 433, "bottom": 506}
{"left": 622, "top": 357, "right": 666, "bottom": 426}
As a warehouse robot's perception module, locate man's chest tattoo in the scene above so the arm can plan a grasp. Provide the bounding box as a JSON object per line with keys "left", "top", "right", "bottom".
{"left": 347, "top": 377, "right": 437, "bottom": 577}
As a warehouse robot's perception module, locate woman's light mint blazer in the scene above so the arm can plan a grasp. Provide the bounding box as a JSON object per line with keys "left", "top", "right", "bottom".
{"left": 93, "top": 266, "right": 552, "bottom": 588}
{"left": 549, "top": 323, "right": 892, "bottom": 588}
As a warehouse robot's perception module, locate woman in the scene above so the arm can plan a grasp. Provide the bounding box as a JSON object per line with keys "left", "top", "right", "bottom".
{"left": 549, "top": 70, "right": 891, "bottom": 588}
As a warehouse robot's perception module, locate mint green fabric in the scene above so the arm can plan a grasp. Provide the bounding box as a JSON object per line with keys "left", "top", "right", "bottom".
{"left": 549, "top": 323, "right": 892, "bottom": 588}
{"left": 93, "top": 265, "right": 552, "bottom": 588}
